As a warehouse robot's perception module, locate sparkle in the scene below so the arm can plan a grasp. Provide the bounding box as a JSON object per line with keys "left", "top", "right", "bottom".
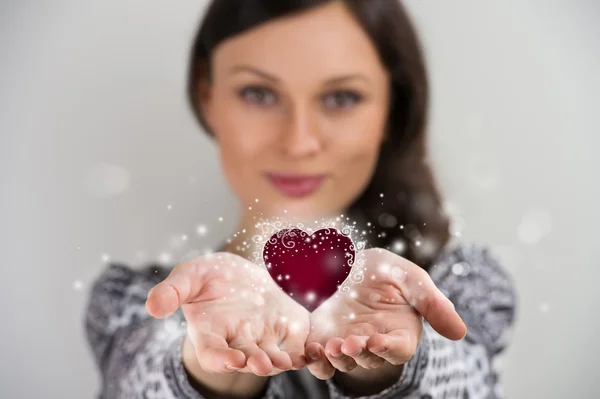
{"left": 290, "top": 321, "right": 301, "bottom": 332}
{"left": 218, "top": 217, "right": 223, "bottom": 222}
{"left": 73, "top": 280, "right": 84, "bottom": 291}
{"left": 101, "top": 253, "right": 110, "bottom": 262}
{"left": 158, "top": 252, "right": 172, "bottom": 264}
{"left": 378, "top": 262, "right": 391, "bottom": 274}
{"left": 391, "top": 239, "right": 406, "bottom": 254}
{"left": 197, "top": 225, "right": 207, "bottom": 236}
{"left": 181, "top": 234, "right": 188, "bottom": 241}
{"left": 167, "top": 204, "right": 172, "bottom": 210}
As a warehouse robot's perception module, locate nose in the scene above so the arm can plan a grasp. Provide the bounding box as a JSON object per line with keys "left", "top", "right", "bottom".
{"left": 280, "top": 103, "right": 322, "bottom": 158}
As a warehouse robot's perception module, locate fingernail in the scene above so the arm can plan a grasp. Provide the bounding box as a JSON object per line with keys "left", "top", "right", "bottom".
{"left": 330, "top": 351, "right": 343, "bottom": 358}
{"left": 225, "top": 364, "right": 240, "bottom": 370}
{"left": 308, "top": 350, "right": 320, "bottom": 360}
{"left": 344, "top": 348, "right": 361, "bottom": 356}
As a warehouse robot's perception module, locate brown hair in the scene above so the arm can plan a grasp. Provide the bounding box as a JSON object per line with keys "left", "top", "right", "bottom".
{"left": 186, "top": 0, "right": 450, "bottom": 272}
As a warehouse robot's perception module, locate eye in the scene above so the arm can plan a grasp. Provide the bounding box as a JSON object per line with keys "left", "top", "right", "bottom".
{"left": 323, "top": 90, "right": 363, "bottom": 109}
{"left": 238, "top": 86, "right": 277, "bottom": 106}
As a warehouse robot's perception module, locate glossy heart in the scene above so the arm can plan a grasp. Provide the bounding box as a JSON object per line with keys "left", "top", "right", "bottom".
{"left": 263, "top": 227, "right": 355, "bottom": 311}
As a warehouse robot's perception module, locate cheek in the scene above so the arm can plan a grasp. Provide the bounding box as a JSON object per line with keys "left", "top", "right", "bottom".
{"left": 216, "top": 116, "right": 274, "bottom": 199}
{"left": 330, "top": 125, "right": 383, "bottom": 201}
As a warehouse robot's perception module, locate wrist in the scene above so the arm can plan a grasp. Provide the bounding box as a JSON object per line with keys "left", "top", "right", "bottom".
{"left": 333, "top": 362, "right": 404, "bottom": 396}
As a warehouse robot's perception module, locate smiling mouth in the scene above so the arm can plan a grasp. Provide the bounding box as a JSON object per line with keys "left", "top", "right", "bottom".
{"left": 265, "top": 172, "right": 326, "bottom": 198}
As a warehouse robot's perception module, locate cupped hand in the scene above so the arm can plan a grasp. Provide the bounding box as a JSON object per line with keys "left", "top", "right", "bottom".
{"left": 145, "top": 252, "right": 309, "bottom": 377}
{"left": 305, "top": 247, "right": 467, "bottom": 380}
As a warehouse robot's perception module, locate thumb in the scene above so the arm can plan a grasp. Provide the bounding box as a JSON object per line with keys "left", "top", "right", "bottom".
{"left": 391, "top": 258, "right": 467, "bottom": 341}
{"left": 145, "top": 259, "right": 208, "bottom": 318}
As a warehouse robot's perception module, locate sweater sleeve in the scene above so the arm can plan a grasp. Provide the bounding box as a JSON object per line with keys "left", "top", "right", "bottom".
{"left": 83, "top": 262, "right": 287, "bottom": 399}
{"left": 325, "top": 241, "right": 518, "bottom": 399}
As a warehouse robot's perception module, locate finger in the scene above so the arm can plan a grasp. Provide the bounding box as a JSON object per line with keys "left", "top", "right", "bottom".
{"left": 193, "top": 333, "right": 246, "bottom": 373}
{"left": 324, "top": 337, "right": 357, "bottom": 372}
{"left": 305, "top": 342, "right": 335, "bottom": 380}
{"left": 229, "top": 338, "right": 273, "bottom": 376}
{"left": 341, "top": 335, "right": 385, "bottom": 369}
{"left": 278, "top": 339, "right": 307, "bottom": 370}
{"left": 145, "top": 260, "right": 208, "bottom": 318}
{"left": 367, "top": 332, "right": 413, "bottom": 366}
{"left": 389, "top": 254, "right": 467, "bottom": 340}
{"left": 258, "top": 339, "right": 293, "bottom": 371}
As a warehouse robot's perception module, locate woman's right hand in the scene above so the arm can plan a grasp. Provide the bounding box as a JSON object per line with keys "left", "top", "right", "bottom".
{"left": 145, "top": 252, "right": 309, "bottom": 377}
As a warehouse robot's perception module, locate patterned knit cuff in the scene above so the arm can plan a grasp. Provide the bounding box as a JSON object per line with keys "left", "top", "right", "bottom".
{"left": 325, "top": 324, "right": 432, "bottom": 399}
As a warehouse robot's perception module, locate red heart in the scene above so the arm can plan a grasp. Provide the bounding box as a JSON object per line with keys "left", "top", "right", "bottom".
{"left": 263, "top": 227, "right": 355, "bottom": 311}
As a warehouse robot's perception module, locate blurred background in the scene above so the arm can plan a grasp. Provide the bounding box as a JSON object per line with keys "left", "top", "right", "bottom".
{"left": 1, "top": 0, "right": 599, "bottom": 398}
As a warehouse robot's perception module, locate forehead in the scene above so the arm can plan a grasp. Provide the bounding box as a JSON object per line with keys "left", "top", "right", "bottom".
{"left": 211, "top": 2, "right": 387, "bottom": 85}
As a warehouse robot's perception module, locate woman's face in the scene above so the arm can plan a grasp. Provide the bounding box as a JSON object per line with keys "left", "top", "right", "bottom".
{"left": 199, "top": 1, "right": 391, "bottom": 221}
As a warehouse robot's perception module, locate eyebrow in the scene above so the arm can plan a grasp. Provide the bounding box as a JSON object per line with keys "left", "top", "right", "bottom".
{"left": 229, "top": 65, "right": 370, "bottom": 85}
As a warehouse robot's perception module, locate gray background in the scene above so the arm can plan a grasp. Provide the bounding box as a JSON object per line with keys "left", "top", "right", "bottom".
{"left": 1, "top": 0, "right": 598, "bottom": 398}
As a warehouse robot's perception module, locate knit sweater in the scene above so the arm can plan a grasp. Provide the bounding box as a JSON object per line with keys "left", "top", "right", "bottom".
{"left": 84, "top": 240, "right": 517, "bottom": 399}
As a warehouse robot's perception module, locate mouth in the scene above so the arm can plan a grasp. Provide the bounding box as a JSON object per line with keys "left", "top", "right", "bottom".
{"left": 265, "top": 172, "right": 326, "bottom": 198}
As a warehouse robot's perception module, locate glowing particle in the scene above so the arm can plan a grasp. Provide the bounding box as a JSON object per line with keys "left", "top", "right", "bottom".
{"left": 391, "top": 239, "right": 406, "bottom": 254}
{"left": 158, "top": 252, "right": 172, "bottom": 264}
{"left": 197, "top": 225, "right": 207, "bottom": 236}
{"left": 378, "top": 262, "right": 391, "bottom": 274}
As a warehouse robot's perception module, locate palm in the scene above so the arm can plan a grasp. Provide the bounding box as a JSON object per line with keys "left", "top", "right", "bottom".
{"left": 303, "top": 248, "right": 465, "bottom": 380}
{"left": 180, "top": 253, "right": 310, "bottom": 375}
{"left": 308, "top": 267, "right": 422, "bottom": 348}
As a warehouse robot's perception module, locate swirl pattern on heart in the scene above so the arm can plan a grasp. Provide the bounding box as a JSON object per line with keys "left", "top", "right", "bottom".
{"left": 263, "top": 227, "right": 355, "bottom": 311}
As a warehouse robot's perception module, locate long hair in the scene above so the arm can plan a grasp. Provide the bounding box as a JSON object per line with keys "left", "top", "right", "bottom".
{"left": 186, "top": 0, "right": 450, "bottom": 272}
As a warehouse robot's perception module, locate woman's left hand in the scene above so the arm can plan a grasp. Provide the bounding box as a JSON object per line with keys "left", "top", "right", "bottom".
{"left": 304, "top": 247, "right": 467, "bottom": 381}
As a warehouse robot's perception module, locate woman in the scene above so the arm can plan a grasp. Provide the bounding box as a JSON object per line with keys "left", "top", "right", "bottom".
{"left": 85, "top": 1, "right": 518, "bottom": 398}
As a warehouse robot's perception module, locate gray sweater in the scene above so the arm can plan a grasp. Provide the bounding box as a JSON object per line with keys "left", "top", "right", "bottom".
{"left": 84, "top": 240, "right": 517, "bottom": 398}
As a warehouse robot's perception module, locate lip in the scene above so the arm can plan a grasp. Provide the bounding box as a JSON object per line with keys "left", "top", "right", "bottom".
{"left": 265, "top": 172, "right": 326, "bottom": 198}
